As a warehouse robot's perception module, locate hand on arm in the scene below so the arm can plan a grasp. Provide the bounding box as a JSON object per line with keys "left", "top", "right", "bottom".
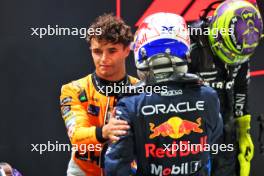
{"left": 102, "top": 109, "right": 130, "bottom": 142}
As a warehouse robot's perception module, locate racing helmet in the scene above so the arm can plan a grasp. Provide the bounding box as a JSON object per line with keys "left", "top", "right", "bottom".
{"left": 133, "top": 12, "right": 190, "bottom": 79}
{"left": 208, "top": 0, "right": 263, "bottom": 65}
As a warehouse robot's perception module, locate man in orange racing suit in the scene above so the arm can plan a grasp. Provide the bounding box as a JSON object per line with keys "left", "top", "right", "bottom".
{"left": 60, "top": 14, "right": 138, "bottom": 176}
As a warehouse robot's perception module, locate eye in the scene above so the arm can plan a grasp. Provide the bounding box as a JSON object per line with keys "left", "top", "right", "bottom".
{"left": 92, "top": 49, "right": 103, "bottom": 55}
{"left": 108, "top": 48, "right": 118, "bottom": 54}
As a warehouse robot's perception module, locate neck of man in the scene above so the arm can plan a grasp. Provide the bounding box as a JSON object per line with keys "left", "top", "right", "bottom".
{"left": 93, "top": 72, "right": 128, "bottom": 85}
{"left": 92, "top": 72, "right": 129, "bottom": 96}
{"left": 95, "top": 69, "right": 126, "bottom": 82}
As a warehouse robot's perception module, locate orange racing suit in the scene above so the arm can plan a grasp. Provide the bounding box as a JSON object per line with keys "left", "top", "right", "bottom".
{"left": 60, "top": 73, "right": 138, "bottom": 176}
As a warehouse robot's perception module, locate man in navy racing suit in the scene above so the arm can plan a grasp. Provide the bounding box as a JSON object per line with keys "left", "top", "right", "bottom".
{"left": 104, "top": 12, "right": 223, "bottom": 176}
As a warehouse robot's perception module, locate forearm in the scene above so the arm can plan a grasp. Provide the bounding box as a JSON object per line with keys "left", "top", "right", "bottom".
{"left": 71, "top": 126, "right": 107, "bottom": 146}
{"left": 234, "top": 61, "right": 250, "bottom": 118}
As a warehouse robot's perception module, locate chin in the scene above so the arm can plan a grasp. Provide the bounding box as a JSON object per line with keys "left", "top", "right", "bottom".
{"left": 98, "top": 71, "right": 112, "bottom": 78}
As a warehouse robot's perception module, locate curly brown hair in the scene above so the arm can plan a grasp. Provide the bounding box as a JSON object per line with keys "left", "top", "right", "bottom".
{"left": 86, "top": 13, "right": 133, "bottom": 47}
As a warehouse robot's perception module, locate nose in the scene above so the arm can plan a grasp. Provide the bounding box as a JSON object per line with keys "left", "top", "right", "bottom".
{"left": 101, "top": 51, "right": 109, "bottom": 63}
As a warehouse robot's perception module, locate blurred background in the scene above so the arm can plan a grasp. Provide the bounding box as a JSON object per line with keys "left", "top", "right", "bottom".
{"left": 0, "top": 0, "right": 263, "bottom": 175}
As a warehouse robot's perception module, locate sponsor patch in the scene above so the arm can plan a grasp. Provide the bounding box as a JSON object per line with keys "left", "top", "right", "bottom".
{"left": 66, "top": 118, "right": 76, "bottom": 129}
{"left": 62, "top": 112, "right": 75, "bottom": 120}
{"left": 150, "top": 160, "right": 202, "bottom": 175}
{"left": 79, "top": 90, "right": 88, "bottom": 102}
{"left": 60, "top": 96, "right": 72, "bottom": 105}
{"left": 61, "top": 105, "right": 71, "bottom": 116}
{"left": 87, "top": 104, "right": 100, "bottom": 116}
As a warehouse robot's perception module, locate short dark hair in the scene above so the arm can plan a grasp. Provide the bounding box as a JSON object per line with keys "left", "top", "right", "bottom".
{"left": 86, "top": 13, "right": 133, "bottom": 47}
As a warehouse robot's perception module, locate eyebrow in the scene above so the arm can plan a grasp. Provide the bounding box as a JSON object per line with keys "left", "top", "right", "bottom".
{"left": 89, "top": 47, "right": 98, "bottom": 50}
{"left": 108, "top": 47, "right": 118, "bottom": 50}
{"left": 90, "top": 46, "right": 119, "bottom": 50}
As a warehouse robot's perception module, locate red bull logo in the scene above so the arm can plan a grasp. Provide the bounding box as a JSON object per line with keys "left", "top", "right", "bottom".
{"left": 138, "top": 22, "right": 151, "bottom": 31}
{"left": 149, "top": 117, "right": 203, "bottom": 139}
{"left": 145, "top": 136, "right": 208, "bottom": 158}
{"left": 134, "top": 33, "right": 148, "bottom": 52}
{"left": 134, "top": 21, "right": 160, "bottom": 53}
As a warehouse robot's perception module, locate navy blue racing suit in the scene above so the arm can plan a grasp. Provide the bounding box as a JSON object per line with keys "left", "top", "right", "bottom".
{"left": 105, "top": 74, "right": 223, "bottom": 176}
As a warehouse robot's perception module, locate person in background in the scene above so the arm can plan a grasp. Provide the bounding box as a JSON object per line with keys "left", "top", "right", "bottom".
{"left": 189, "top": 0, "right": 263, "bottom": 175}
{"left": 0, "top": 162, "right": 22, "bottom": 176}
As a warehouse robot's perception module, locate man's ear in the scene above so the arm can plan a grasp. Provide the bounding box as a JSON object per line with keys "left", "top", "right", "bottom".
{"left": 124, "top": 45, "right": 131, "bottom": 58}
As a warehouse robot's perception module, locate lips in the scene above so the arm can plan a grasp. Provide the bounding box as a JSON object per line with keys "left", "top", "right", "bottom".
{"left": 100, "top": 65, "right": 112, "bottom": 69}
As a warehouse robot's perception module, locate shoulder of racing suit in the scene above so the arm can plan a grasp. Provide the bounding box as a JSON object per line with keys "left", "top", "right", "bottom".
{"left": 117, "top": 73, "right": 204, "bottom": 101}
{"left": 61, "top": 73, "right": 138, "bottom": 99}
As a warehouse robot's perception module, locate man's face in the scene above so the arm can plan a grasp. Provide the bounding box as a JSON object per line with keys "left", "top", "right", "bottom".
{"left": 90, "top": 38, "right": 130, "bottom": 81}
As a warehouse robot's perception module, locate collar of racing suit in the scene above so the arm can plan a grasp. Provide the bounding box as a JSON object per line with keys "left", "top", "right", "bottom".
{"left": 91, "top": 72, "right": 130, "bottom": 97}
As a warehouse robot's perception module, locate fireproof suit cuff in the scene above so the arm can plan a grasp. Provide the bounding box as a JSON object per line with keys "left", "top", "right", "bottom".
{"left": 96, "top": 127, "right": 108, "bottom": 143}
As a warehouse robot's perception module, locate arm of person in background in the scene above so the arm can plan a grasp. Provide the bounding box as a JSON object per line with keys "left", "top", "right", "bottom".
{"left": 233, "top": 61, "right": 254, "bottom": 176}
{"left": 104, "top": 97, "right": 135, "bottom": 176}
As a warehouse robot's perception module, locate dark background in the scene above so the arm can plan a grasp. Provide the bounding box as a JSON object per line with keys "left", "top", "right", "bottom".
{"left": 0, "top": 0, "right": 263, "bottom": 175}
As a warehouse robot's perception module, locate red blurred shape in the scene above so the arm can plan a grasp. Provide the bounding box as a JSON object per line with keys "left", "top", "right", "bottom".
{"left": 135, "top": 0, "right": 221, "bottom": 26}
{"left": 250, "top": 70, "right": 264, "bottom": 77}
{"left": 116, "top": 0, "right": 121, "bottom": 18}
